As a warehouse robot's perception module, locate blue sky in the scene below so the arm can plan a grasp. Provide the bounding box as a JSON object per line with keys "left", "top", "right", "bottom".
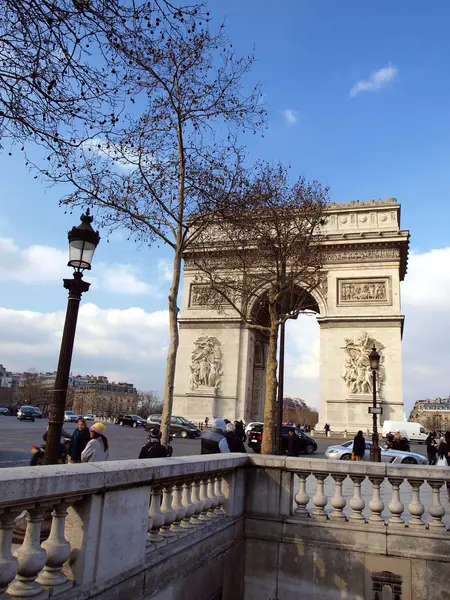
{"left": 0, "top": 0, "right": 449, "bottom": 412}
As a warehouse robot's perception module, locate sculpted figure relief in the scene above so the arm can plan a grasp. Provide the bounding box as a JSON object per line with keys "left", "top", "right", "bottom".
{"left": 341, "top": 281, "right": 387, "bottom": 302}
{"left": 189, "top": 336, "right": 222, "bottom": 390}
{"left": 341, "top": 332, "right": 385, "bottom": 395}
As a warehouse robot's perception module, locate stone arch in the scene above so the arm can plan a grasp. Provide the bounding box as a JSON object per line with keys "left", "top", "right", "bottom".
{"left": 172, "top": 198, "right": 409, "bottom": 431}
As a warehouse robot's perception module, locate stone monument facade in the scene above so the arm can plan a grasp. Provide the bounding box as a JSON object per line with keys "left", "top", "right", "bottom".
{"left": 172, "top": 198, "right": 409, "bottom": 432}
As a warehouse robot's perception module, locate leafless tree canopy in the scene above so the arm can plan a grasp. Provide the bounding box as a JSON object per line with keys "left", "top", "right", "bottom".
{"left": 136, "top": 391, "right": 162, "bottom": 418}
{"left": 192, "top": 163, "right": 329, "bottom": 330}
{"left": 0, "top": 0, "right": 210, "bottom": 150}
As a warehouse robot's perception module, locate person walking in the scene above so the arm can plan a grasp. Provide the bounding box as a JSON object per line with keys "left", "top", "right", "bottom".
{"left": 392, "top": 430, "right": 410, "bottom": 452}
{"left": 225, "top": 422, "right": 246, "bottom": 453}
{"left": 352, "top": 430, "right": 366, "bottom": 461}
{"left": 287, "top": 428, "right": 301, "bottom": 457}
{"left": 234, "top": 420, "right": 247, "bottom": 443}
{"left": 200, "top": 418, "right": 230, "bottom": 454}
{"left": 425, "top": 432, "right": 438, "bottom": 465}
{"left": 324, "top": 423, "right": 330, "bottom": 437}
{"left": 437, "top": 431, "right": 450, "bottom": 500}
{"left": 81, "top": 422, "right": 109, "bottom": 462}
{"left": 139, "top": 428, "right": 168, "bottom": 459}
{"left": 68, "top": 418, "right": 90, "bottom": 463}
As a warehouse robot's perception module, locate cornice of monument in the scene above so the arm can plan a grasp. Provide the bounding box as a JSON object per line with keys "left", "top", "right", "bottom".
{"left": 326, "top": 198, "right": 398, "bottom": 211}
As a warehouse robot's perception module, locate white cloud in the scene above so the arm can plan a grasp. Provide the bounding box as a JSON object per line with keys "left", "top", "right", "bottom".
{"left": 157, "top": 258, "right": 173, "bottom": 282}
{"left": 281, "top": 109, "right": 299, "bottom": 125}
{"left": 350, "top": 65, "right": 398, "bottom": 98}
{"left": 0, "top": 237, "right": 162, "bottom": 296}
{"left": 0, "top": 304, "right": 168, "bottom": 390}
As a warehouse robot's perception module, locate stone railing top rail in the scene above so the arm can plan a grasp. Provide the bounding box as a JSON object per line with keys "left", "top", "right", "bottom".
{"left": 0, "top": 454, "right": 248, "bottom": 508}
{"left": 1, "top": 454, "right": 448, "bottom": 509}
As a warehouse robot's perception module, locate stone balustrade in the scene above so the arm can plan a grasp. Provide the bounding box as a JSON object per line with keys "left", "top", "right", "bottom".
{"left": 0, "top": 455, "right": 449, "bottom": 600}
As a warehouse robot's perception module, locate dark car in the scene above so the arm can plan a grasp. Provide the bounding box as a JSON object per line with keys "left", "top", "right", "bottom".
{"left": 146, "top": 414, "right": 201, "bottom": 439}
{"left": 117, "top": 414, "right": 147, "bottom": 428}
{"left": 247, "top": 425, "right": 317, "bottom": 455}
{"left": 30, "top": 407, "right": 42, "bottom": 419}
{"left": 17, "top": 406, "right": 36, "bottom": 422}
{"left": 0, "top": 407, "right": 9, "bottom": 416}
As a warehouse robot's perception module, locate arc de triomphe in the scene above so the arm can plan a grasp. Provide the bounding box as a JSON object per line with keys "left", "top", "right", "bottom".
{"left": 172, "top": 198, "right": 409, "bottom": 432}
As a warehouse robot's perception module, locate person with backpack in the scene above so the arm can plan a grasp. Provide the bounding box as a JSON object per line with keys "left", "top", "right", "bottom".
{"left": 139, "top": 428, "right": 168, "bottom": 459}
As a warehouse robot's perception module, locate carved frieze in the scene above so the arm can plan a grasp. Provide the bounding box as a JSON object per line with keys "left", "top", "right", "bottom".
{"left": 189, "top": 336, "right": 222, "bottom": 391}
{"left": 326, "top": 247, "right": 400, "bottom": 263}
{"left": 338, "top": 278, "right": 390, "bottom": 305}
{"left": 189, "top": 283, "right": 228, "bottom": 307}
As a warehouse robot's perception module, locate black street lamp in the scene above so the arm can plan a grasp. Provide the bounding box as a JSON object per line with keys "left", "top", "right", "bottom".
{"left": 43, "top": 210, "right": 100, "bottom": 465}
{"left": 368, "top": 344, "right": 381, "bottom": 462}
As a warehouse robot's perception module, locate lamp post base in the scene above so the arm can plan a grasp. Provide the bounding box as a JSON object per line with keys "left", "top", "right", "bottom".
{"left": 369, "top": 444, "right": 381, "bottom": 463}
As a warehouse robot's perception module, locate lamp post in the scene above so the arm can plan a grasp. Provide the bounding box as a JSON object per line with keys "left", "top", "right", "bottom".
{"left": 368, "top": 344, "right": 381, "bottom": 463}
{"left": 43, "top": 210, "right": 100, "bottom": 465}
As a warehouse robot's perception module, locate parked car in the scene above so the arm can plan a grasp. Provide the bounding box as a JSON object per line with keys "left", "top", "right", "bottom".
{"left": 64, "top": 410, "right": 78, "bottom": 423}
{"left": 146, "top": 414, "right": 201, "bottom": 439}
{"left": 17, "top": 406, "right": 36, "bottom": 422}
{"left": 324, "top": 440, "right": 427, "bottom": 465}
{"left": 83, "top": 414, "right": 96, "bottom": 421}
{"left": 247, "top": 425, "right": 317, "bottom": 455}
{"left": 0, "top": 407, "right": 9, "bottom": 415}
{"left": 245, "top": 421, "right": 264, "bottom": 435}
{"left": 29, "top": 407, "right": 42, "bottom": 419}
{"left": 117, "top": 414, "right": 147, "bottom": 428}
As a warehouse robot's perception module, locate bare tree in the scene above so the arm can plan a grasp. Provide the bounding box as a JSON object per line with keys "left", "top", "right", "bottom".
{"left": 192, "top": 164, "right": 328, "bottom": 453}
{"left": 49, "top": 13, "right": 264, "bottom": 444}
{"left": 13, "top": 369, "right": 48, "bottom": 407}
{"left": 1, "top": 1, "right": 208, "bottom": 151}
{"left": 136, "top": 391, "right": 162, "bottom": 419}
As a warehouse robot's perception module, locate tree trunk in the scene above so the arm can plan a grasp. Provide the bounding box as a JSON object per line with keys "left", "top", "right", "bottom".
{"left": 160, "top": 250, "right": 182, "bottom": 447}
{"left": 262, "top": 303, "right": 279, "bottom": 454}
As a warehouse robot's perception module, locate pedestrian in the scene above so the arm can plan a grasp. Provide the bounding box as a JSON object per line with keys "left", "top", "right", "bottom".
{"left": 81, "top": 422, "right": 109, "bottom": 462}
{"left": 225, "top": 423, "right": 246, "bottom": 453}
{"left": 324, "top": 423, "right": 330, "bottom": 437}
{"left": 68, "top": 418, "right": 90, "bottom": 463}
{"left": 437, "top": 431, "right": 450, "bottom": 500}
{"left": 352, "top": 430, "right": 366, "bottom": 461}
{"left": 204, "top": 416, "right": 209, "bottom": 428}
{"left": 287, "top": 428, "right": 301, "bottom": 457}
{"left": 139, "top": 428, "right": 168, "bottom": 459}
{"left": 200, "top": 418, "right": 230, "bottom": 454}
{"left": 425, "top": 431, "right": 438, "bottom": 465}
{"left": 234, "top": 420, "right": 247, "bottom": 443}
{"left": 391, "top": 430, "right": 410, "bottom": 452}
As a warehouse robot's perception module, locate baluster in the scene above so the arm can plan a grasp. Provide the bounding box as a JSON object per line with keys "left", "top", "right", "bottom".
{"left": 180, "top": 482, "right": 196, "bottom": 531}
{"left": 7, "top": 506, "right": 48, "bottom": 599}
{"left": 294, "top": 472, "right": 310, "bottom": 517}
{"left": 199, "top": 478, "right": 212, "bottom": 523}
{"left": 312, "top": 474, "right": 328, "bottom": 521}
{"left": 37, "top": 500, "right": 73, "bottom": 594}
{"left": 428, "top": 480, "right": 445, "bottom": 530}
{"left": 407, "top": 479, "right": 425, "bottom": 529}
{"left": 0, "top": 509, "right": 19, "bottom": 598}
{"left": 330, "top": 474, "right": 346, "bottom": 521}
{"left": 159, "top": 485, "right": 177, "bottom": 542}
{"left": 349, "top": 476, "right": 366, "bottom": 522}
{"left": 368, "top": 477, "right": 385, "bottom": 524}
{"left": 190, "top": 480, "right": 206, "bottom": 527}
{"left": 214, "top": 475, "right": 226, "bottom": 516}
{"left": 207, "top": 477, "right": 219, "bottom": 519}
{"left": 170, "top": 484, "right": 188, "bottom": 537}
{"left": 387, "top": 478, "right": 405, "bottom": 526}
{"left": 148, "top": 487, "right": 165, "bottom": 545}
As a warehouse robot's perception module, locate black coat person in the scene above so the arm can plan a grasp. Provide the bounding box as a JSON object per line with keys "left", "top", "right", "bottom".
{"left": 139, "top": 428, "right": 167, "bottom": 459}
{"left": 225, "top": 423, "right": 246, "bottom": 453}
{"left": 352, "top": 431, "right": 366, "bottom": 461}
{"left": 426, "top": 433, "right": 438, "bottom": 465}
{"left": 287, "top": 429, "right": 302, "bottom": 457}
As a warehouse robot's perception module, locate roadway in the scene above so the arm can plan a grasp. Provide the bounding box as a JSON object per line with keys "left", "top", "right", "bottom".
{"left": 0, "top": 417, "right": 429, "bottom": 468}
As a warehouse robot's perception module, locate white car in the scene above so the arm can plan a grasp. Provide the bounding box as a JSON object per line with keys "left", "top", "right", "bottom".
{"left": 83, "top": 414, "right": 96, "bottom": 421}
{"left": 245, "top": 421, "right": 264, "bottom": 435}
{"left": 325, "top": 440, "right": 427, "bottom": 465}
{"left": 64, "top": 410, "right": 78, "bottom": 423}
